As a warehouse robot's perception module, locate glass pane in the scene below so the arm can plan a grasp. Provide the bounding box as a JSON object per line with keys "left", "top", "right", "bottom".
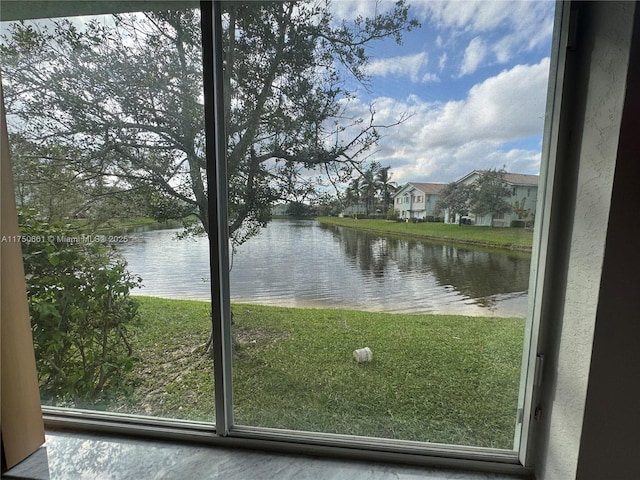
{"left": 224, "top": 0, "right": 554, "bottom": 449}
{"left": 1, "top": 6, "right": 214, "bottom": 422}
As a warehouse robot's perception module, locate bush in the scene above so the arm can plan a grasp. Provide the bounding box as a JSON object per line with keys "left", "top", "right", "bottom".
{"left": 18, "top": 209, "right": 141, "bottom": 404}
{"left": 386, "top": 207, "right": 399, "bottom": 221}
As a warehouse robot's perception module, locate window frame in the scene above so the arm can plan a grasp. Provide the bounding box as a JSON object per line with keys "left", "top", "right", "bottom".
{"left": 514, "top": 0, "right": 569, "bottom": 467}
{"left": 0, "top": 0, "right": 571, "bottom": 475}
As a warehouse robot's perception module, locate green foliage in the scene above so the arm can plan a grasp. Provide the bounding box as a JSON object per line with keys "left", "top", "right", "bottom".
{"left": 9, "top": 134, "right": 88, "bottom": 222}
{"left": 436, "top": 181, "right": 475, "bottom": 220}
{"left": 344, "top": 163, "right": 397, "bottom": 214}
{"left": 147, "top": 192, "right": 196, "bottom": 223}
{"left": 286, "top": 201, "right": 313, "bottom": 218}
{"left": 436, "top": 169, "right": 514, "bottom": 225}
{"left": 471, "top": 168, "right": 513, "bottom": 219}
{"left": 512, "top": 197, "right": 532, "bottom": 220}
{"left": 18, "top": 208, "right": 141, "bottom": 404}
{"left": 386, "top": 207, "right": 399, "bottom": 221}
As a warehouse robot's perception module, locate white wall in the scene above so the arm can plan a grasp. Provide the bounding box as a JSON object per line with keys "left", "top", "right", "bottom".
{"left": 534, "top": 2, "right": 638, "bottom": 479}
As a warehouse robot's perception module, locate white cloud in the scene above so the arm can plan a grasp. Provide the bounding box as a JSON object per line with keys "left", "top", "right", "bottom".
{"left": 414, "top": 0, "right": 554, "bottom": 71}
{"left": 459, "top": 36, "right": 487, "bottom": 76}
{"left": 364, "top": 52, "right": 429, "bottom": 82}
{"left": 340, "top": 57, "right": 550, "bottom": 184}
{"left": 417, "top": 0, "right": 551, "bottom": 34}
{"left": 438, "top": 52, "right": 448, "bottom": 71}
{"left": 327, "top": 0, "right": 398, "bottom": 21}
{"left": 421, "top": 72, "right": 440, "bottom": 83}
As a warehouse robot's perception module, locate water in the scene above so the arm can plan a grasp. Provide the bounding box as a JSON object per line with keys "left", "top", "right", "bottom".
{"left": 119, "top": 219, "right": 531, "bottom": 317}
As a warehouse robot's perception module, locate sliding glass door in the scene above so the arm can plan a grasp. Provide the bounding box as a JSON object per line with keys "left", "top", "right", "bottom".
{"left": 1, "top": 0, "right": 560, "bottom": 464}
{"left": 219, "top": 0, "right": 555, "bottom": 451}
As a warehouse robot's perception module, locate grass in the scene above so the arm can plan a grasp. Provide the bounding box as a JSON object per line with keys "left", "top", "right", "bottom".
{"left": 317, "top": 217, "right": 534, "bottom": 251}
{"left": 116, "top": 296, "right": 524, "bottom": 449}
{"left": 115, "top": 297, "right": 215, "bottom": 420}
{"left": 66, "top": 216, "right": 163, "bottom": 234}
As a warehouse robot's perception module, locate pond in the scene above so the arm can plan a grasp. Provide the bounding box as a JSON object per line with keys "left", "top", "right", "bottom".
{"left": 119, "top": 219, "right": 531, "bottom": 317}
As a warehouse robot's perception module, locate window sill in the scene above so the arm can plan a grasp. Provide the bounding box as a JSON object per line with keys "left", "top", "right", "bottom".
{"left": 4, "top": 430, "right": 531, "bottom": 480}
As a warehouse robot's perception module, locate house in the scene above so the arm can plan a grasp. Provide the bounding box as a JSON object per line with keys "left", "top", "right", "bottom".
{"left": 444, "top": 170, "right": 539, "bottom": 226}
{"left": 339, "top": 203, "right": 368, "bottom": 217}
{"left": 392, "top": 182, "right": 446, "bottom": 220}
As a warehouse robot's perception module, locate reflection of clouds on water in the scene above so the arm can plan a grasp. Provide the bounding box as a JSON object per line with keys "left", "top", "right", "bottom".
{"left": 120, "top": 220, "right": 531, "bottom": 318}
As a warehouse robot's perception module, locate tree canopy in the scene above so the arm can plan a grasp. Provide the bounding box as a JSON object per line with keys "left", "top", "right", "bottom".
{"left": 436, "top": 181, "right": 474, "bottom": 220}
{"left": 343, "top": 162, "right": 396, "bottom": 215}
{"left": 1, "top": 2, "right": 417, "bottom": 245}
{"left": 471, "top": 168, "right": 513, "bottom": 218}
{"left": 436, "top": 168, "right": 513, "bottom": 224}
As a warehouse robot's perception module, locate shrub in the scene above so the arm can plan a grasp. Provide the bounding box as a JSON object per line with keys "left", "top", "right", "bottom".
{"left": 18, "top": 209, "right": 141, "bottom": 405}
{"left": 386, "top": 207, "right": 399, "bottom": 221}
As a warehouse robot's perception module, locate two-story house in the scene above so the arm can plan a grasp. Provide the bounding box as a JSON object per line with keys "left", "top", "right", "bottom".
{"left": 393, "top": 182, "right": 446, "bottom": 220}
{"left": 448, "top": 171, "right": 538, "bottom": 226}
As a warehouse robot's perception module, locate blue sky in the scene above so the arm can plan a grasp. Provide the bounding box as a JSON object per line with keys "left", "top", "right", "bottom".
{"left": 330, "top": 0, "right": 555, "bottom": 186}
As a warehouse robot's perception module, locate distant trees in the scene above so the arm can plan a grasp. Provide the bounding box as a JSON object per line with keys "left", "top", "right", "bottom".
{"left": 512, "top": 197, "right": 532, "bottom": 220}
{"left": 343, "top": 162, "right": 397, "bottom": 215}
{"left": 286, "top": 201, "right": 313, "bottom": 218}
{"left": 437, "top": 168, "right": 513, "bottom": 225}
{"left": 9, "top": 132, "right": 194, "bottom": 226}
{"left": 376, "top": 166, "right": 396, "bottom": 212}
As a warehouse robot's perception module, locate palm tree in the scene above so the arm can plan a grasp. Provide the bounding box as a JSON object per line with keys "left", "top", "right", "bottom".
{"left": 375, "top": 166, "right": 397, "bottom": 212}
{"left": 359, "top": 163, "right": 379, "bottom": 215}
{"left": 344, "top": 176, "right": 362, "bottom": 206}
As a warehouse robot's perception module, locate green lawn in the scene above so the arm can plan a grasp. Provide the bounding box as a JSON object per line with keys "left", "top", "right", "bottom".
{"left": 317, "top": 217, "right": 533, "bottom": 250}
{"left": 118, "top": 297, "right": 524, "bottom": 450}
{"left": 66, "top": 216, "right": 162, "bottom": 234}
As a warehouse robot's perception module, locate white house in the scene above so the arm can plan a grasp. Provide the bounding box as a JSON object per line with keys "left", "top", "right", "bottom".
{"left": 392, "top": 182, "right": 446, "bottom": 220}
{"left": 444, "top": 170, "right": 539, "bottom": 226}
{"left": 339, "top": 203, "right": 369, "bottom": 217}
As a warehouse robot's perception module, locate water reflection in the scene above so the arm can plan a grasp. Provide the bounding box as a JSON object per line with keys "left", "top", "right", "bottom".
{"left": 325, "top": 225, "right": 530, "bottom": 308}
{"left": 120, "top": 220, "right": 531, "bottom": 317}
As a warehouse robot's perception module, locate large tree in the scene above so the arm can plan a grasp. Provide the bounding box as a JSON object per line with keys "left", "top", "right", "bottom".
{"left": 436, "top": 181, "right": 475, "bottom": 223}
{"left": 1, "top": 2, "right": 417, "bottom": 246}
{"left": 471, "top": 168, "right": 513, "bottom": 222}
{"left": 8, "top": 133, "right": 166, "bottom": 224}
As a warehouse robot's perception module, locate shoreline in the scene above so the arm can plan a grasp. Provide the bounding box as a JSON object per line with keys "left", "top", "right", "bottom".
{"left": 316, "top": 217, "right": 533, "bottom": 253}
{"left": 130, "top": 294, "right": 527, "bottom": 319}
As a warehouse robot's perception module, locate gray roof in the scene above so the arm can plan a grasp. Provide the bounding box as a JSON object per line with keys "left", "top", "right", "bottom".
{"left": 457, "top": 170, "right": 539, "bottom": 186}
{"left": 394, "top": 182, "right": 446, "bottom": 197}
{"left": 502, "top": 173, "right": 539, "bottom": 186}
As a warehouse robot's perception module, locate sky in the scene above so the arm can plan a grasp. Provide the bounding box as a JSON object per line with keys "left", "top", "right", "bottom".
{"left": 329, "top": 0, "right": 555, "bottom": 186}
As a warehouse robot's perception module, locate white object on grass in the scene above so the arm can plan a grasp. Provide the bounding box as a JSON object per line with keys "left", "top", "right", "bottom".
{"left": 353, "top": 347, "right": 373, "bottom": 363}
